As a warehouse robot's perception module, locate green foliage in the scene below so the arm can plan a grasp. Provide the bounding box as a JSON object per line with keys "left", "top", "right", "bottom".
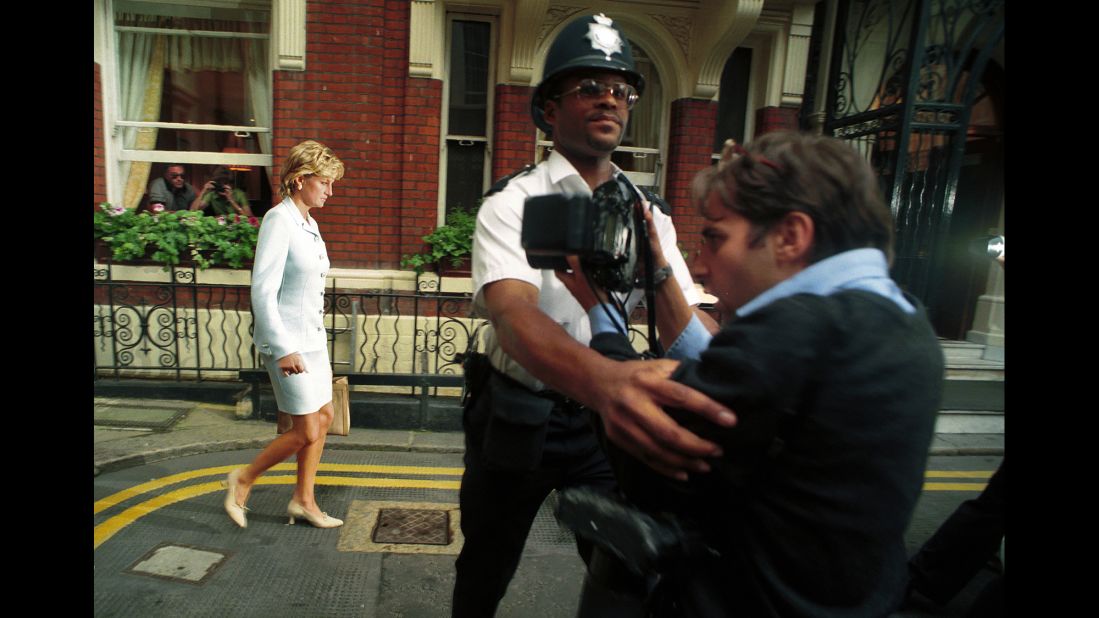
{"left": 93, "top": 203, "right": 260, "bottom": 270}
{"left": 400, "top": 206, "right": 478, "bottom": 274}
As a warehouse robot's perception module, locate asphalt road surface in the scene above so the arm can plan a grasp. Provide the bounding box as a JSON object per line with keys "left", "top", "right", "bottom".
{"left": 94, "top": 449, "right": 1003, "bottom": 617}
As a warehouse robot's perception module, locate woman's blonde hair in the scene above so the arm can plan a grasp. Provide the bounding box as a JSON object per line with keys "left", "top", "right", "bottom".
{"left": 278, "top": 140, "right": 346, "bottom": 199}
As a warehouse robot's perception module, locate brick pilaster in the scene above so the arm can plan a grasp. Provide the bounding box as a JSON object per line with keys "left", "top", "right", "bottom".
{"left": 94, "top": 62, "right": 107, "bottom": 209}
{"left": 492, "top": 84, "right": 537, "bottom": 182}
{"left": 663, "top": 98, "right": 718, "bottom": 261}
{"left": 754, "top": 106, "right": 800, "bottom": 136}
{"left": 271, "top": 0, "right": 432, "bottom": 269}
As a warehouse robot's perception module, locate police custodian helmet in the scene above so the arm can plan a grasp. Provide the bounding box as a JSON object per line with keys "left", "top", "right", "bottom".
{"left": 531, "top": 13, "right": 646, "bottom": 135}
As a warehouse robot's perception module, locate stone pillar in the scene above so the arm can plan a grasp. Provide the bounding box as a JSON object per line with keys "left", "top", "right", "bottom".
{"left": 965, "top": 209, "right": 1005, "bottom": 360}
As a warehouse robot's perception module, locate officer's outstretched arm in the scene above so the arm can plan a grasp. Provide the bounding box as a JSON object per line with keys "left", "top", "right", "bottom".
{"left": 483, "top": 279, "right": 736, "bottom": 480}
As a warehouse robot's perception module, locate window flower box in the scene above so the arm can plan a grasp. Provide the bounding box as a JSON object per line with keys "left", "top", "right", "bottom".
{"left": 93, "top": 202, "right": 258, "bottom": 270}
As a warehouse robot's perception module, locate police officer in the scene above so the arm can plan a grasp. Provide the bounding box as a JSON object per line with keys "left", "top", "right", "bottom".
{"left": 451, "top": 13, "right": 731, "bottom": 617}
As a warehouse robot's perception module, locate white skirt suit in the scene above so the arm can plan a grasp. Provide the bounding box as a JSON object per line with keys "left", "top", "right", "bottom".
{"left": 251, "top": 198, "right": 333, "bottom": 414}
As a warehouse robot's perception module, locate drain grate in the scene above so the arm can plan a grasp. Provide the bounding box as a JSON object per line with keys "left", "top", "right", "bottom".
{"left": 372, "top": 508, "right": 450, "bottom": 545}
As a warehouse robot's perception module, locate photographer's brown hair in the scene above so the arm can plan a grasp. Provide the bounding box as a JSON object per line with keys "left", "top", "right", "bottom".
{"left": 693, "top": 131, "right": 895, "bottom": 265}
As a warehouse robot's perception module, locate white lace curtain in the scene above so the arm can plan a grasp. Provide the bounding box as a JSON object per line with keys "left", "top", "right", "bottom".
{"left": 116, "top": 13, "right": 270, "bottom": 208}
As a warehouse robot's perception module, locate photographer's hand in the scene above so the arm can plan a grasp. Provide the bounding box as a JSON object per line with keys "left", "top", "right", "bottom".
{"left": 555, "top": 255, "right": 608, "bottom": 311}
{"left": 637, "top": 202, "right": 670, "bottom": 272}
{"left": 637, "top": 204, "right": 714, "bottom": 346}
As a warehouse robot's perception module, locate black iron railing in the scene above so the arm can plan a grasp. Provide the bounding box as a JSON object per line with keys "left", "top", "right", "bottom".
{"left": 94, "top": 262, "right": 653, "bottom": 388}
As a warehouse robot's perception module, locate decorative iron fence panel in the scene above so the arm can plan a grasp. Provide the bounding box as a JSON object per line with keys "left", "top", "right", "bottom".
{"left": 94, "top": 264, "right": 653, "bottom": 389}
{"left": 823, "top": 0, "right": 1004, "bottom": 321}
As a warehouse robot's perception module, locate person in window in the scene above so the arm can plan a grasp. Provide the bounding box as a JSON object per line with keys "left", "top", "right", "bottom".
{"left": 148, "top": 164, "right": 201, "bottom": 212}
{"left": 555, "top": 131, "right": 944, "bottom": 616}
{"left": 223, "top": 140, "right": 344, "bottom": 530}
{"left": 195, "top": 166, "right": 254, "bottom": 218}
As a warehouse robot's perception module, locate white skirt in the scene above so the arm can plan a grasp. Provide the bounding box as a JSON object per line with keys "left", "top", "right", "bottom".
{"left": 263, "top": 349, "right": 333, "bottom": 415}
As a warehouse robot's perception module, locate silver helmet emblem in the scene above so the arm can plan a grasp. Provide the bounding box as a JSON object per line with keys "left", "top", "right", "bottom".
{"left": 586, "top": 14, "right": 623, "bottom": 61}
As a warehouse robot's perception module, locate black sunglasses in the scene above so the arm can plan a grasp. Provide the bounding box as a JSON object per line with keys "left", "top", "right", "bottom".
{"left": 553, "top": 79, "right": 639, "bottom": 109}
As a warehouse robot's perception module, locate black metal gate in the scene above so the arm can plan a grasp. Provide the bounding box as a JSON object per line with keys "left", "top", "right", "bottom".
{"left": 822, "top": 0, "right": 1004, "bottom": 337}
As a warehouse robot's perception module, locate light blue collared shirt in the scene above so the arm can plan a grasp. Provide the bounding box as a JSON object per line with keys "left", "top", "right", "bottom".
{"left": 587, "top": 248, "right": 915, "bottom": 361}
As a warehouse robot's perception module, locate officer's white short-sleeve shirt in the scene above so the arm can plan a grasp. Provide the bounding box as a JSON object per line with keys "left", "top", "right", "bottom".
{"left": 471, "top": 150, "right": 701, "bottom": 390}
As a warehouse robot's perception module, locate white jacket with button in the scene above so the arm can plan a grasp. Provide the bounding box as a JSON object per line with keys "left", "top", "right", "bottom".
{"left": 250, "top": 197, "right": 330, "bottom": 360}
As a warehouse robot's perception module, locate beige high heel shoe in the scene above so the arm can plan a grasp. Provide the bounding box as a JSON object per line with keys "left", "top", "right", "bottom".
{"left": 287, "top": 499, "right": 343, "bottom": 528}
{"left": 223, "top": 468, "right": 250, "bottom": 528}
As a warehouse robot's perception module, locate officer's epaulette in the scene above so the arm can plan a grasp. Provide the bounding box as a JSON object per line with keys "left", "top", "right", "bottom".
{"left": 483, "top": 164, "right": 537, "bottom": 198}
{"left": 640, "top": 187, "right": 672, "bottom": 215}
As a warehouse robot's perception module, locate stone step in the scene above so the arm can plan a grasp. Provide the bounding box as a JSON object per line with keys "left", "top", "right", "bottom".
{"left": 940, "top": 378, "right": 1003, "bottom": 412}
{"left": 934, "top": 410, "right": 1004, "bottom": 434}
{"left": 940, "top": 339, "right": 987, "bottom": 361}
{"left": 941, "top": 339, "right": 1003, "bottom": 383}
{"left": 935, "top": 376, "right": 1003, "bottom": 435}
{"left": 945, "top": 366, "right": 1004, "bottom": 381}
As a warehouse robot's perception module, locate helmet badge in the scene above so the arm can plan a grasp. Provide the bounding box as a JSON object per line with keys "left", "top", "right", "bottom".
{"left": 586, "top": 14, "right": 623, "bottom": 61}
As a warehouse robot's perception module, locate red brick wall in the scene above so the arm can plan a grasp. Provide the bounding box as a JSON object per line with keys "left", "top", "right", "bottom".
{"left": 754, "top": 106, "right": 800, "bottom": 136}
{"left": 664, "top": 98, "right": 718, "bottom": 261}
{"left": 492, "top": 84, "right": 537, "bottom": 182}
{"left": 271, "top": 0, "right": 439, "bottom": 269}
{"left": 94, "top": 62, "right": 107, "bottom": 209}
{"left": 399, "top": 77, "right": 443, "bottom": 263}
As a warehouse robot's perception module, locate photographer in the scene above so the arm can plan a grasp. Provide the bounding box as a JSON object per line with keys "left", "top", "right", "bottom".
{"left": 452, "top": 13, "right": 730, "bottom": 617}
{"left": 193, "top": 166, "right": 254, "bottom": 218}
{"left": 147, "top": 164, "right": 198, "bottom": 212}
{"left": 555, "top": 131, "right": 944, "bottom": 616}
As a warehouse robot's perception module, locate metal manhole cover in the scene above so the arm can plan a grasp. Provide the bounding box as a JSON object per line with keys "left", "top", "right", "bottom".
{"left": 372, "top": 508, "right": 450, "bottom": 545}
{"left": 124, "top": 542, "right": 230, "bottom": 585}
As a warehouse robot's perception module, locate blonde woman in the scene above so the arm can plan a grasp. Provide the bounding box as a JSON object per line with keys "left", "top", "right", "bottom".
{"left": 224, "top": 140, "right": 345, "bottom": 529}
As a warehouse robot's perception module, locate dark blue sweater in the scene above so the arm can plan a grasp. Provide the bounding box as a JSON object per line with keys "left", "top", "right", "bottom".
{"left": 591, "top": 290, "right": 943, "bottom": 617}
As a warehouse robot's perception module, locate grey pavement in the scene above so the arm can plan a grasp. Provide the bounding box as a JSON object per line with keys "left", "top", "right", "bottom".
{"left": 93, "top": 397, "right": 1003, "bottom": 476}
{"left": 94, "top": 398, "right": 467, "bottom": 477}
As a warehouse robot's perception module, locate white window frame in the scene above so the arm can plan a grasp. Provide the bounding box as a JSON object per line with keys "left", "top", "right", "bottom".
{"left": 438, "top": 12, "right": 497, "bottom": 226}
{"left": 100, "top": 0, "right": 274, "bottom": 207}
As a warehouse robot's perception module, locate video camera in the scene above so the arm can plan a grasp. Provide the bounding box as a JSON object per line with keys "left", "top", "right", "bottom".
{"left": 520, "top": 175, "right": 640, "bottom": 293}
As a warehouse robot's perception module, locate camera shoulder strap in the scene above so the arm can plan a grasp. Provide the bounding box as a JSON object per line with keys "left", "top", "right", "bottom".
{"left": 639, "top": 187, "right": 671, "bottom": 215}
{"left": 483, "top": 164, "right": 537, "bottom": 198}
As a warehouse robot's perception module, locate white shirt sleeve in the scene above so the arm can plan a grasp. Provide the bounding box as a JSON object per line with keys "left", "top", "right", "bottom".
{"left": 470, "top": 187, "right": 543, "bottom": 314}
{"left": 250, "top": 210, "right": 298, "bottom": 359}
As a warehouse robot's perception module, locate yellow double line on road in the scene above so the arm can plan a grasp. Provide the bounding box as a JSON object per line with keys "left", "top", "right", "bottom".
{"left": 93, "top": 463, "right": 463, "bottom": 550}
{"left": 923, "top": 469, "right": 992, "bottom": 491}
{"left": 93, "top": 466, "right": 991, "bottom": 550}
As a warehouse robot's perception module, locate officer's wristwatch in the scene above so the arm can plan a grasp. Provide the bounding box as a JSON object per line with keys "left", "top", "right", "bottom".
{"left": 653, "top": 264, "right": 673, "bottom": 286}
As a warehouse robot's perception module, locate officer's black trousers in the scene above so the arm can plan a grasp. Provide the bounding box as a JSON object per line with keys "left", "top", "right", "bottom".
{"left": 452, "top": 398, "right": 615, "bottom": 617}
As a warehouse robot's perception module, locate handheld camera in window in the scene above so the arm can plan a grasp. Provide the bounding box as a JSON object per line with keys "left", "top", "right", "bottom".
{"left": 521, "top": 175, "right": 639, "bottom": 293}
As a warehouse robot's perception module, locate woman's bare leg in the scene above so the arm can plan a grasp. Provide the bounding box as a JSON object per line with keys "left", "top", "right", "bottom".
{"left": 230, "top": 405, "right": 327, "bottom": 508}
{"left": 292, "top": 402, "right": 334, "bottom": 514}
